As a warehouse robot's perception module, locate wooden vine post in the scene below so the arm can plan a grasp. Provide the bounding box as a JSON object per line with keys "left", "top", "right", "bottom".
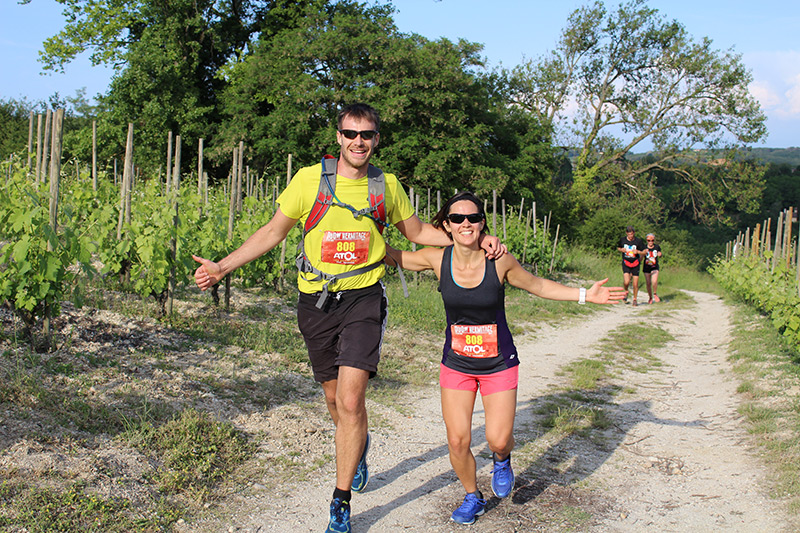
{"left": 165, "top": 131, "right": 173, "bottom": 194}
{"left": 197, "top": 138, "right": 204, "bottom": 215}
{"left": 27, "top": 111, "right": 33, "bottom": 170}
{"left": 279, "top": 154, "right": 292, "bottom": 290}
{"left": 116, "top": 124, "right": 134, "bottom": 285}
{"left": 522, "top": 209, "right": 531, "bottom": 265}
{"left": 40, "top": 109, "right": 52, "bottom": 186}
{"left": 225, "top": 145, "right": 238, "bottom": 311}
{"left": 501, "top": 198, "right": 507, "bottom": 240}
{"left": 167, "top": 135, "right": 181, "bottom": 316}
{"left": 34, "top": 114, "right": 43, "bottom": 182}
{"left": 236, "top": 141, "right": 244, "bottom": 212}
{"left": 92, "top": 120, "right": 98, "bottom": 191}
{"left": 785, "top": 207, "right": 793, "bottom": 270}
{"left": 43, "top": 109, "right": 65, "bottom": 345}
{"left": 549, "top": 224, "right": 561, "bottom": 274}
{"left": 492, "top": 189, "right": 497, "bottom": 236}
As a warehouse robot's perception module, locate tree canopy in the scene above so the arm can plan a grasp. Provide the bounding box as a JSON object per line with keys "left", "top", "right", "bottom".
{"left": 509, "top": 0, "right": 767, "bottom": 226}
{"left": 15, "top": 0, "right": 773, "bottom": 234}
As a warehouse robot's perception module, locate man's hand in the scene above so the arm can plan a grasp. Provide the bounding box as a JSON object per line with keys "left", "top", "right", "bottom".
{"left": 193, "top": 255, "right": 224, "bottom": 291}
{"left": 478, "top": 234, "right": 507, "bottom": 259}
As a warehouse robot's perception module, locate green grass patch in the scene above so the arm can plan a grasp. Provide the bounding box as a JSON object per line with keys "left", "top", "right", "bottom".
{"left": 540, "top": 401, "right": 612, "bottom": 435}
{"left": 561, "top": 359, "right": 609, "bottom": 390}
{"left": 727, "top": 303, "right": 800, "bottom": 513}
{"left": 123, "top": 408, "right": 254, "bottom": 503}
{"left": 0, "top": 480, "right": 182, "bottom": 532}
{"left": 595, "top": 323, "right": 673, "bottom": 371}
{"left": 385, "top": 274, "right": 446, "bottom": 334}
{"left": 663, "top": 265, "right": 722, "bottom": 294}
{"left": 170, "top": 311, "right": 308, "bottom": 368}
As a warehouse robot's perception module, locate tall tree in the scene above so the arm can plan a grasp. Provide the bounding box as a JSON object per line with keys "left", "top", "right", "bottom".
{"left": 509, "top": 0, "right": 767, "bottom": 225}
{"left": 218, "top": 1, "right": 556, "bottom": 199}
{"left": 29, "top": 0, "right": 265, "bottom": 173}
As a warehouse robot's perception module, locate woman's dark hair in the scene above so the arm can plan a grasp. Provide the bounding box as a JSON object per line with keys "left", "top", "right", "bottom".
{"left": 432, "top": 191, "right": 487, "bottom": 239}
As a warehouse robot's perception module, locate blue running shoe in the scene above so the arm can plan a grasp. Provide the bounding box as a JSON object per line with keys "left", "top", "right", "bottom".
{"left": 450, "top": 493, "right": 486, "bottom": 525}
{"left": 491, "top": 453, "right": 515, "bottom": 498}
{"left": 326, "top": 497, "right": 351, "bottom": 533}
{"left": 351, "top": 432, "right": 370, "bottom": 493}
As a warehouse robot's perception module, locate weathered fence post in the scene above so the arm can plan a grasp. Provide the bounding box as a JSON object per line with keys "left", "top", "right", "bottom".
{"left": 92, "top": 120, "right": 98, "bottom": 191}
{"left": 165, "top": 131, "right": 173, "bottom": 195}
{"left": 40, "top": 109, "right": 52, "bottom": 186}
{"left": 279, "top": 154, "right": 292, "bottom": 290}
{"left": 27, "top": 111, "right": 34, "bottom": 170}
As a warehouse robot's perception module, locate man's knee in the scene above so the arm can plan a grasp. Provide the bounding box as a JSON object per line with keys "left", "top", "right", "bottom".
{"left": 335, "top": 386, "right": 367, "bottom": 417}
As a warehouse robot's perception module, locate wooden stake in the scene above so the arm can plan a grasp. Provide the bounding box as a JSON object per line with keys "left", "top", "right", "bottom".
{"left": 279, "top": 154, "right": 292, "bottom": 290}
{"left": 35, "top": 114, "right": 42, "bottom": 183}
{"left": 492, "top": 190, "right": 497, "bottom": 236}
{"left": 549, "top": 224, "right": 560, "bottom": 273}
{"left": 165, "top": 131, "right": 173, "bottom": 195}
{"left": 27, "top": 111, "right": 33, "bottom": 170}
{"left": 41, "top": 109, "right": 51, "bottom": 185}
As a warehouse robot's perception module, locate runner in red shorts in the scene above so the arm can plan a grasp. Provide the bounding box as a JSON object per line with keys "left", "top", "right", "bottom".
{"left": 387, "top": 192, "right": 625, "bottom": 525}
{"left": 617, "top": 225, "right": 646, "bottom": 306}
{"left": 643, "top": 233, "right": 662, "bottom": 304}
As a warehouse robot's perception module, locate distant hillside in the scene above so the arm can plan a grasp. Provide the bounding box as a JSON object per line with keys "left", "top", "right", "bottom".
{"left": 627, "top": 147, "right": 800, "bottom": 167}
{"left": 744, "top": 147, "right": 800, "bottom": 167}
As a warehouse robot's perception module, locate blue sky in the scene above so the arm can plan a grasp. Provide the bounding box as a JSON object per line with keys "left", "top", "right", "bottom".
{"left": 2, "top": 0, "right": 798, "bottom": 148}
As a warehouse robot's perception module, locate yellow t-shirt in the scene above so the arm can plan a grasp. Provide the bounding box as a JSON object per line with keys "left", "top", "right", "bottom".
{"left": 278, "top": 162, "right": 415, "bottom": 294}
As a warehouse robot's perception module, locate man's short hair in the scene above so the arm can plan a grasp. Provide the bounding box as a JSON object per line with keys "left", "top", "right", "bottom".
{"left": 338, "top": 103, "right": 380, "bottom": 131}
{"left": 626, "top": 225, "right": 635, "bottom": 232}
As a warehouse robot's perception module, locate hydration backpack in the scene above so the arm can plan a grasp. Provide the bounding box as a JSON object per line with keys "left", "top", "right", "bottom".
{"left": 296, "top": 155, "right": 406, "bottom": 308}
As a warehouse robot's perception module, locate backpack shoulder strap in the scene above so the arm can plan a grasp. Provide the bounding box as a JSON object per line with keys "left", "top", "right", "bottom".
{"left": 304, "top": 155, "right": 337, "bottom": 233}
{"left": 366, "top": 164, "right": 386, "bottom": 234}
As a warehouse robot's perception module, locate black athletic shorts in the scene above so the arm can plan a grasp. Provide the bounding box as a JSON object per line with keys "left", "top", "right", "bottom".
{"left": 297, "top": 281, "right": 387, "bottom": 383}
{"left": 642, "top": 264, "right": 659, "bottom": 274}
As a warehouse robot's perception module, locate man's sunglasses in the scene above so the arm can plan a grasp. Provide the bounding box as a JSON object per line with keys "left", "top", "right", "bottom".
{"left": 446, "top": 213, "right": 484, "bottom": 224}
{"left": 338, "top": 129, "right": 378, "bottom": 140}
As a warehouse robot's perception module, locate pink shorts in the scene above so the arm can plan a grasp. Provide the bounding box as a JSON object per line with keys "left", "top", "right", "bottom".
{"left": 439, "top": 364, "right": 519, "bottom": 395}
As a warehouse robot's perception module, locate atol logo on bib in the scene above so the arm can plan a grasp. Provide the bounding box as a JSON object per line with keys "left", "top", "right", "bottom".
{"left": 321, "top": 231, "right": 370, "bottom": 265}
{"left": 451, "top": 324, "right": 498, "bottom": 358}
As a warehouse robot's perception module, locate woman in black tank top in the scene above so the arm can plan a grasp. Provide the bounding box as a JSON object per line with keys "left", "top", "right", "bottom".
{"left": 386, "top": 192, "right": 625, "bottom": 525}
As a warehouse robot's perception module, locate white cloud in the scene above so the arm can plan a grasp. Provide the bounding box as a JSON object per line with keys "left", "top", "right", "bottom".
{"left": 744, "top": 50, "right": 800, "bottom": 118}
{"left": 749, "top": 80, "right": 781, "bottom": 110}
{"left": 786, "top": 73, "right": 800, "bottom": 116}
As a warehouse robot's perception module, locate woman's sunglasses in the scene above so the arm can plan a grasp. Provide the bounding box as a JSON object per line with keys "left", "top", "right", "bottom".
{"left": 338, "top": 129, "right": 378, "bottom": 140}
{"left": 447, "top": 213, "right": 484, "bottom": 224}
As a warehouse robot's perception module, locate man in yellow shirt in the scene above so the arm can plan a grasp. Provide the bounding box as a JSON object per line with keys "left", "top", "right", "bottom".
{"left": 193, "top": 103, "right": 503, "bottom": 532}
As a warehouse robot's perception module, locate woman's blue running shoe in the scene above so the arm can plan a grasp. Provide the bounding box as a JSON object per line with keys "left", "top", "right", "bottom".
{"left": 450, "top": 493, "right": 486, "bottom": 525}
{"left": 491, "top": 453, "right": 515, "bottom": 498}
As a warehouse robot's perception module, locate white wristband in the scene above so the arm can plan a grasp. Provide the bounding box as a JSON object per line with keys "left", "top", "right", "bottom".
{"left": 578, "top": 287, "right": 586, "bottom": 305}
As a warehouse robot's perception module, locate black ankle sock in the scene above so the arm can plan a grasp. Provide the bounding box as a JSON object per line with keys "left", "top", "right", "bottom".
{"left": 333, "top": 488, "right": 351, "bottom": 502}
{"left": 469, "top": 490, "right": 483, "bottom": 500}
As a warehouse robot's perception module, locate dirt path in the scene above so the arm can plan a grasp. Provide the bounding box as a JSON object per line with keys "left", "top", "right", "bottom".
{"left": 197, "top": 291, "right": 794, "bottom": 532}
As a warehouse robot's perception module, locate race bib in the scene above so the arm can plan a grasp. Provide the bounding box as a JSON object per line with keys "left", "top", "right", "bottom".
{"left": 321, "top": 231, "right": 370, "bottom": 265}
{"left": 451, "top": 324, "right": 498, "bottom": 358}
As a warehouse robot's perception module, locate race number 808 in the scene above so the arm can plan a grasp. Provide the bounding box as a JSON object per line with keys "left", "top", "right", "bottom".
{"left": 336, "top": 241, "right": 356, "bottom": 252}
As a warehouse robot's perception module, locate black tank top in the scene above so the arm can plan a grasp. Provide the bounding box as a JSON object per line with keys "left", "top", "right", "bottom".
{"left": 439, "top": 246, "right": 519, "bottom": 374}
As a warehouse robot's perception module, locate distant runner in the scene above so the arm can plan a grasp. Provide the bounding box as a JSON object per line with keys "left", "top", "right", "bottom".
{"left": 617, "top": 225, "right": 646, "bottom": 306}
{"left": 643, "top": 232, "right": 662, "bottom": 304}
